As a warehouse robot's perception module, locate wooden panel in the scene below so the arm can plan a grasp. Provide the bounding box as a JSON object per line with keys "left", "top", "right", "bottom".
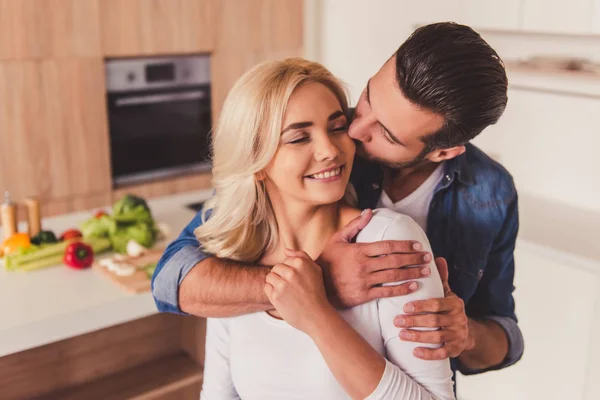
{"left": 0, "top": 313, "right": 184, "bottom": 399}
{"left": 0, "top": 59, "right": 111, "bottom": 208}
{"left": 113, "top": 172, "right": 213, "bottom": 201}
{"left": 39, "top": 353, "right": 202, "bottom": 400}
{"left": 0, "top": 0, "right": 50, "bottom": 59}
{"left": 100, "top": 0, "right": 216, "bottom": 56}
{"left": 47, "top": 0, "right": 102, "bottom": 57}
{"left": 0, "top": 0, "right": 101, "bottom": 59}
{"left": 181, "top": 316, "right": 207, "bottom": 365}
{"left": 211, "top": 0, "right": 304, "bottom": 116}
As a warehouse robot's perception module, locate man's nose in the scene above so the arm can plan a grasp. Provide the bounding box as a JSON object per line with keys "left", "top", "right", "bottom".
{"left": 348, "top": 117, "right": 371, "bottom": 143}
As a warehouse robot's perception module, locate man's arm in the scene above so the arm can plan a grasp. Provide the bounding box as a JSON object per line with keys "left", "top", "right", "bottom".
{"left": 151, "top": 210, "right": 271, "bottom": 317}
{"left": 397, "top": 196, "right": 524, "bottom": 372}
{"left": 457, "top": 195, "right": 524, "bottom": 373}
{"left": 152, "top": 209, "right": 430, "bottom": 317}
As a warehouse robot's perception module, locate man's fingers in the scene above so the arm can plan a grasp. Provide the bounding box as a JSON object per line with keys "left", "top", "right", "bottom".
{"left": 404, "top": 297, "right": 458, "bottom": 314}
{"left": 366, "top": 252, "right": 431, "bottom": 272}
{"left": 394, "top": 313, "right": 455, "bottom": 329}
{"left": 399, "top": 328, "right": 455, "bottom": 344}
{"left": 434, "top": 257, "right": 449, "bottom": 285}
{"left": 368, "top": 267, "right": 428, "bottom": 287}
{"left": 362, "top": 240, "right": 426, "bottom": 258}
{"left": 368, "top": 282, "right": 418, "bottom": 300}
{"left": 413, "top": 346, "right": 452, "bottom": 360}
{"left": 334, "top": 209, "right": 373, "bottom": 243}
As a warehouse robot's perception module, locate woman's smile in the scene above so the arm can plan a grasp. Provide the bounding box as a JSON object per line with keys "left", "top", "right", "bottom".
{"left": 305, "top": 165, "right": 345, "bottom": 182}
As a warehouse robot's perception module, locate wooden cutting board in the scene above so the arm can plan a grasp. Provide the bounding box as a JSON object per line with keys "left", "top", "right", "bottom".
{"left": 93, "top": 249, "right": 164, "bottom": 294}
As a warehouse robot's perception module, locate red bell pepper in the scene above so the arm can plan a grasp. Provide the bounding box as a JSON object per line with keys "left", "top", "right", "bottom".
{"left": 63, "top": 242, "right": 94, "bottom": 269}
{"left": 60, "top": 229, "right": 83, "bottom": 241}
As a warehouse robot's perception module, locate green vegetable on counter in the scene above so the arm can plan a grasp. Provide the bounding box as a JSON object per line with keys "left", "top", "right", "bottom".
{"left": 81, "top": 194, "right": 157, "bottom": 254}
{"left": 4, "top": 237, "right": 111, "bottom": 272}
{"left": 30, "top": 230, "right": 58, "bottom": 246}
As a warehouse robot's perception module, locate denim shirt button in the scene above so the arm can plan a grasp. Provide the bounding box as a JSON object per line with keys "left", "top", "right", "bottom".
{"left": 372, "top": 183, "right": 380, "bottom": 190}
{"left": 444, "top": 174, "right": 451, "bottom": 182}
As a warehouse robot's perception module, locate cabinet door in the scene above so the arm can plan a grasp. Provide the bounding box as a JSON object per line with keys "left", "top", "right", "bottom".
{"left": 521, "top": 0, "right": 592, "bottom": 34}
{"left": 593, "top": 0, "right": 600, "bottom": 34}
{"left": 456, "top": 247, "right": 599, "bottom": 400}
{"left": 100, "top": 0, "right": 215, "bottom": 56}
{"left": 0, "top": 0, "right": 101, "bottom": 60}
{"left": 461, "top": 0, "right": 521, "bottom": 30}
{"left": 0, "top": 59, "right": 111, "bottom": 205}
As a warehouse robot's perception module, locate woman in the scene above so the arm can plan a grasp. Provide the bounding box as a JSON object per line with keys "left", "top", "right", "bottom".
{"left": 197, "top": 58, "right": 455, "bottom": 400}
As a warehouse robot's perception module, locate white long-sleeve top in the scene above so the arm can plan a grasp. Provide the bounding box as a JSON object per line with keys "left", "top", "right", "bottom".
{"left": 200, "top": 208, "right": 455, "bottom": 400}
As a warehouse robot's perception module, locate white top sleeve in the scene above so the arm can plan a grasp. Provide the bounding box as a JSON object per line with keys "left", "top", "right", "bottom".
{"left": 366, "top": 213, "right": 455, "bottom": 400}
{"left": 200, "top": 318, "right": 241, "bottom": 400}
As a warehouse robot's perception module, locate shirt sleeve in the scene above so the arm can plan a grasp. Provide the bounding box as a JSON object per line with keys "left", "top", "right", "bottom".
{"left": 459, "top": 195, "right": 524, "bottom": 374}
{"left": 151, "top": 210, "right": 211, "bottom": 314}
{"left": 367, "top": 214, "right": 455, "bottom": 400}
{"left": 200, "top": 318, "right": 241, "bottom": 400}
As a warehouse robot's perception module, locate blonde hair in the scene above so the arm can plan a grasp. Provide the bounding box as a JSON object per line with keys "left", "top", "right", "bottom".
{"left": 195, "top": 58, "right": 350, "bottom": 262}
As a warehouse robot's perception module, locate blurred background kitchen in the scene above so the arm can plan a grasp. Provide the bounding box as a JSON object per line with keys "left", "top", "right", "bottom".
{"left": 0, "top": 1, "right": 599, "bottom": 399}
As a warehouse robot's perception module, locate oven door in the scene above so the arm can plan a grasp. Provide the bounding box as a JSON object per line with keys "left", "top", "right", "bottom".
{"left": 107, "top": 85, "right": 212, "bottom": 186}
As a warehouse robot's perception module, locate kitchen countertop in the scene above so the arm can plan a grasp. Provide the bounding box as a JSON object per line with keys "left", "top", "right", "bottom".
{"left": 1, "top": 187, "right": 598, "bottom": 358}
{"left": 0, "top": 189, "right": 213, "bottom": 358}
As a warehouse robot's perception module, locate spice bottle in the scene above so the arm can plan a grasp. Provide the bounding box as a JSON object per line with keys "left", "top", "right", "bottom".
{"left": 1, "top": 191, "right": 18, "bottom": 241}
{"left": 24, "top": 197, "right": 41, "bottom": 237}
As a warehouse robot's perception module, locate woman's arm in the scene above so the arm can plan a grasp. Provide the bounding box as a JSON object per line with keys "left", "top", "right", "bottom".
{"left": 266, "top": 239, "right": 455, "bottom": 399}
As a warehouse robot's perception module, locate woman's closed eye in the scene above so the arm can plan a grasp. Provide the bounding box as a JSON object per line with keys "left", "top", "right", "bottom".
{"left": 288, "top": 135, "right": 309, "bottom": 144}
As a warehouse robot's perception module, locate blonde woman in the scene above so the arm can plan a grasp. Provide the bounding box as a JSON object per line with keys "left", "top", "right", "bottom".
{"left": 198, "top": 58, "right": 455, "bottom": 400}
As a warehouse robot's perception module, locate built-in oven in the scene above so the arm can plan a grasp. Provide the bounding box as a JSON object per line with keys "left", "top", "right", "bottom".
{"left": 105, "top": 55, "right": 212, "bottom": 187}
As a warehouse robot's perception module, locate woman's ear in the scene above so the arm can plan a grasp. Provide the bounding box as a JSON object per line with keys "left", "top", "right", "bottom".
{"left": 255, "top": 171, "right": 266, "bottom": 181}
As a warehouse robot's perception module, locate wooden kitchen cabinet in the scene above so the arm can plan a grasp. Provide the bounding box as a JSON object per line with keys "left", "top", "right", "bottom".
{"left": 0, "top": 59, "right": 111, "bottom": 210}
{"left": 211, "top": 0, "right": 303, "bottom": 116}
{"left": 0, "top": 0, "right": 101, "bottom": 60}
{"left": 100, "top": 0, "right": 216, "bottom": 56}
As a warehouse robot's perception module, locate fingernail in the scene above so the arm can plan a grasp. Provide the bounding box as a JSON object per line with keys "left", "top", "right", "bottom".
{"left": 421, "top": 267, "right": 430, "bottom": 276}
{"left": 423, "top": 253, "right": 432, "bottom": 262}
{"left": 400, "top": 330, "right": 411, "bottom": 340}
{"left": 395, "top": 317, "right": 405, "bottom": 327}
{"left": 413, "top": 242, "right": 422, "bottom": 251}
{"left": 409, "top": 282, "right": 418, "bottom": 291}
{"left": 360, "top": 209, "right": 370, "bottom": 216}
{"left": 404, "top": 303, "right": 415, "bottom": 313}
{"left": 414, "top": 349, "right": 424, "bottom": 358}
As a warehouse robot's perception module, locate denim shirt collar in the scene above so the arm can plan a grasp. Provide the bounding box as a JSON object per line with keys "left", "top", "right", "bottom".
{"left": 441, "top": 147, "right": 475, "bottom": 188}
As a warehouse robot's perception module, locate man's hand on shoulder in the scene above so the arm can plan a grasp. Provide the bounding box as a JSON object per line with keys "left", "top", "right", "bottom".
{"left": 317, "top": 209, "right": 433, "bottom": 309}
{"left": 393, "top": 257, "right": 473, "bottom": 360}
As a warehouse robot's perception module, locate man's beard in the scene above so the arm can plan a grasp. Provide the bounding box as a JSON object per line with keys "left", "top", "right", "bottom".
{"left": 356, "top": 142, "right": 431, "bottom": 170}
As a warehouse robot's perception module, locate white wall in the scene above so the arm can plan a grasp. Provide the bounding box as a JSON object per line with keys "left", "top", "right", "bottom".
{"left": 306, "top": 0, "right": 600, "bottom": 214}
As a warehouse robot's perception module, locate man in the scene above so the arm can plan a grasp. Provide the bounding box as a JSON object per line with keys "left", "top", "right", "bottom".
{"left": 152, "top": 22, "right": 523, "bottom": 383}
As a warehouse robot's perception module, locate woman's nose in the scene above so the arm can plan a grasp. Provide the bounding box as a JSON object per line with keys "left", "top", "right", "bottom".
{"left": 314, "top": 136, "right": 341, "bottom": 161}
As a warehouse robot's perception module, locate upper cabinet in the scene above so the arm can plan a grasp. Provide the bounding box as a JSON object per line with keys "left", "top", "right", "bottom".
{"left": 99, "top": 0, "right": 216, "bottom": 56}
{"left": 461, "top": 0, "right": 520, "bottom": 30}
{"left": 521, "top": 0, "right": 592, "bottom": 34}
{"left": 0, "top": 59, "right": 112, "bottom": 204}
{"left": 410, "top": 0, "right": 600, "bottom": 36}
{"left": 0, "top": 0, "right": 102, "bottom": 60}
{"left": 593, "top": 0, "right": 600, "bottom": 34}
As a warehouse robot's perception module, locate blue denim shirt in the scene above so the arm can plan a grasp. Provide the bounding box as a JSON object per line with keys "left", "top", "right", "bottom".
{"left": 152, "top": 143, "right": 524, "bottom": 376}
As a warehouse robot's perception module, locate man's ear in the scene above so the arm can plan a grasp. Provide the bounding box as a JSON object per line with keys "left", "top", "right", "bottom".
{"left": 427, "top": 145, "right": 466, "bottom": 163}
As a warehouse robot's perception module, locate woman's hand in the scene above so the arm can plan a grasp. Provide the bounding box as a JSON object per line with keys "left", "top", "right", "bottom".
{"left": 265, "top": 249, "right": 335, "bottom": 334}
